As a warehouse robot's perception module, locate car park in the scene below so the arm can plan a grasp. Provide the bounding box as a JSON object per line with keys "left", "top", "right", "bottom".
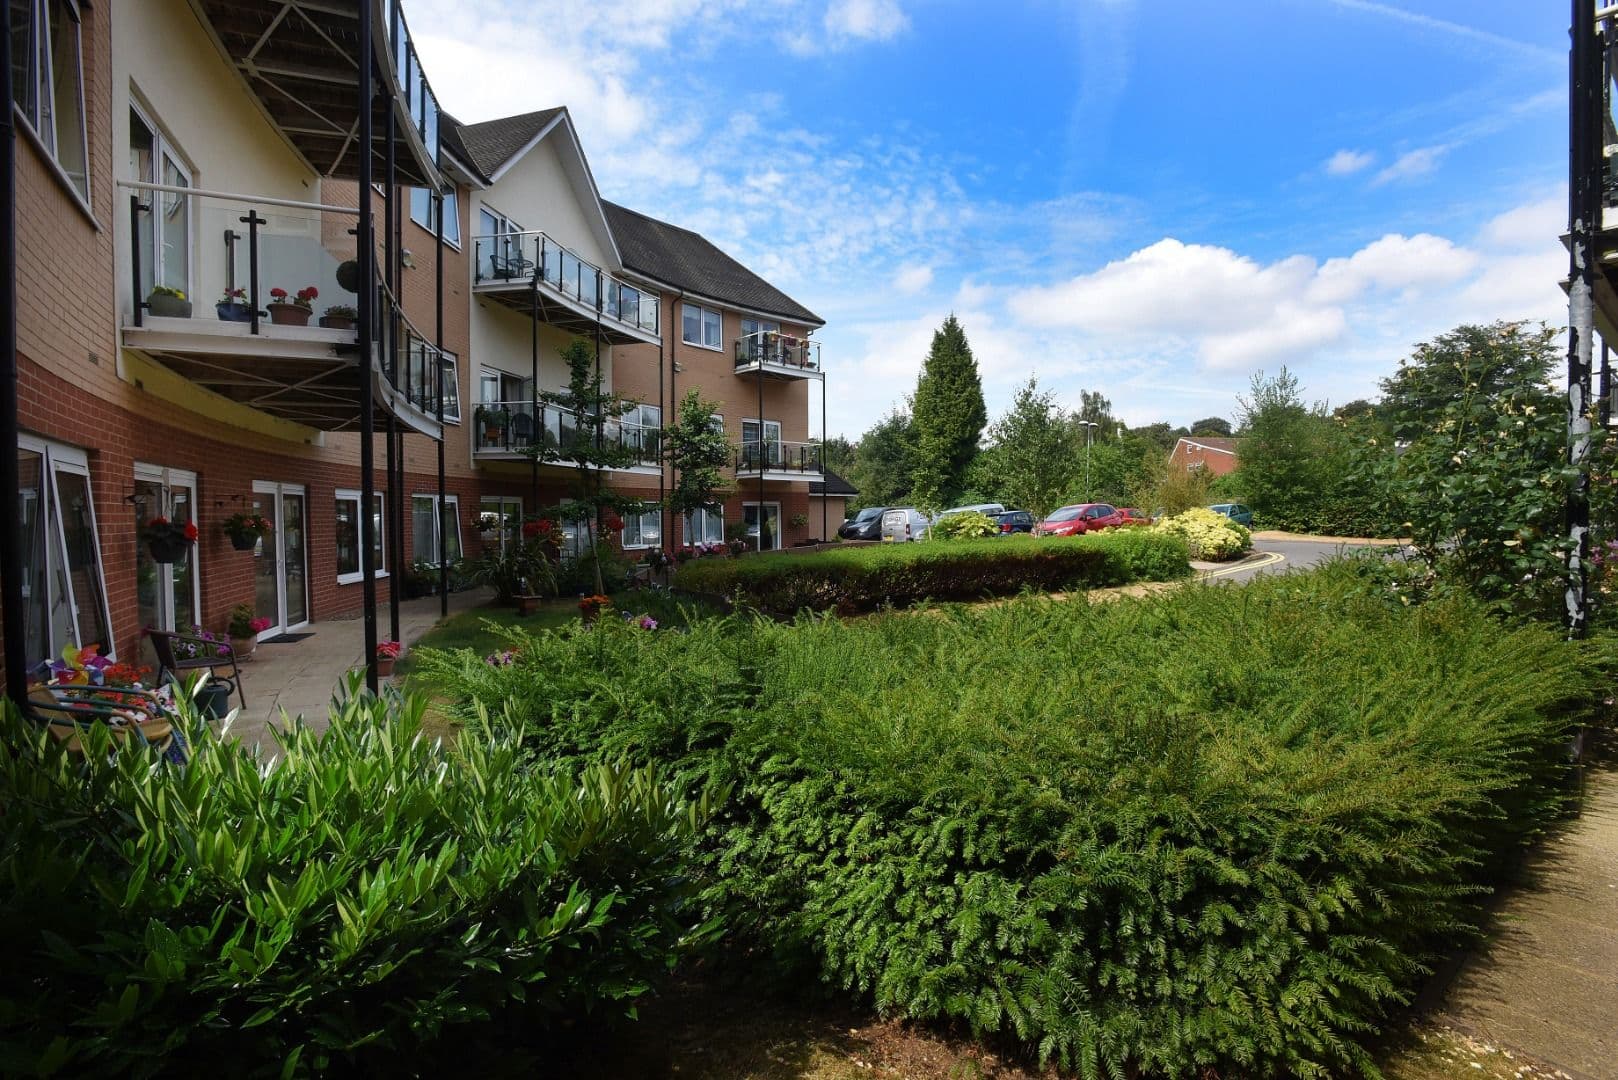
{"left": 994, "top": 510, "right": 1034, "bottom": 534}
{"left": 880, "top": 508, "right": 932, "bottom": 542}
{"left": 1034, "top": 503, "right": 1126, "bottom": 536}
{"left": 838, "top": 506, "right": 887, "bottom": 541}
{"left": 1117, "top": 507, "right": 1152, "bottom": 526}
{"left": 938, "top": 502, "right": 1006, "bottom": 519}
{"left": 1209, "top": 503, "right": 1253, "bottom": 526}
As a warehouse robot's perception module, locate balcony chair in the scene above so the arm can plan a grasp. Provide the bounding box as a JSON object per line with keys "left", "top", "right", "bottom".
{"left": 509, "top": 411, "right": 535, "bottom": 448}
{"left": 489, "top": 251, "right": 535, "bottom": 280}
{"left": 145, "top": 629, "right": 246, "bottom": 709}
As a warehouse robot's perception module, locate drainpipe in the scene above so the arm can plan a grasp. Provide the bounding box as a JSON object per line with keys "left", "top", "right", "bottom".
{"left": 356, "top": 0, "right": 378, "bottom": 692}
{"left": 1567, "top": 0, "right": 1598, "bottom": 639}
{"left": 530, "top": 240, "right": 539, "bottom": 514}
{"left": 435, "top": 177, "right": 447, "bottom": 616}
{"left": 385, "top": 108, "right": 401, "bottom": 645}
{"left": 657, "top": 291, "right": 666, "bottom": 554}
{"left": 821, "top": 346, "right": 828, "bottom": 546}
{"left": 1, "top": 6, "right": 26, "bottom": 705}
{"left": 671, "top": 291, "right": 682, "bottom": 544}
{"left": 757, "top": 332, "right": 765, "bottom": 551}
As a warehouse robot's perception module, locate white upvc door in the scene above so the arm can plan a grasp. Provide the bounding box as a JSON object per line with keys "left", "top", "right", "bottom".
{"left": 133, "top": 463, "right": 200, "bottom": 662}
{"left": 251, "top": 481, "right": 309, "bottom": 638}
{"left": 743, "top": 502, "right": 782, "bottom": 551}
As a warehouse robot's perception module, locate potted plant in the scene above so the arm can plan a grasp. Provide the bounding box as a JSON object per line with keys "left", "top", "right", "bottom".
{"left": 227, "top": 604, "right": 272, "bottom": 660}
{"left": 216, "top": 287, "right": 253, "bottom": 322}
{"left": 790, "top": 512, "right": 809, "bottom": 528}
{"left": 146, "top": 285, "right": 191, "bottom": 318}
{"left": 142, "top": 516, "right": 197, "bottom": 563}
{"left": 222, "top": 511, "right": 271, "bottom": 551}
{"left": 267, "top": 286, "right": 317, "bottom": 326}
{"left": 319, "top": 303, "right": 356, "bottom": 330}
{"left": 577, "top": 594, "right": 611, "bottom": 626}
{"left": 475, "top": 405, "right": 510, "bottom": 443}
{"left": 374, "top": 640, "right": 401, "bottom": 677}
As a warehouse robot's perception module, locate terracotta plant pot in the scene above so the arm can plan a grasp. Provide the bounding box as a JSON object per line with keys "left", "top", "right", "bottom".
{"left": 318, "top": 315, "right": 354, "bottom": 330}
{"left": 230, "top": 637, "right": 256, "bottom": 662}
{"left": 375, "top": 657, "right": 396, "bottom": 677}
{"left": 267, "top": 302, "right": 312, "bottom": 327}
{"left": 216, "top": 301, "right": 253, "bottom": 323}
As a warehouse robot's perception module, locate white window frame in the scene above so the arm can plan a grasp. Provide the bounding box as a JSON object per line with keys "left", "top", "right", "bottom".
{"left": 683, "top": 506, "right": 725, "bottom": 546}
{"left": 15, "top": 0, "right": 91, "bottom": 210}
{"left": 133, "top": 462, "right": 201, "bottom": 633}
{"left": 681, "top": 302, "right": 723, "bottom": 350}
{"left": 620, "top": 507, "right": 663, "bottom": 550}
{"left": 440, "top": 352, "right": 461, "bottom": 424}
{"left": 20, "top": 433, "right": 114, "bottom": 657}
{"left": 476, "top": 495, "right": 523, "bottom": 553}
{"left": 128, "top": 101, "right": 193, "bottom": 304}
{"left": 743, "top": 501, "right": 783, "bottom": 552}
{"left": 334, "top": 489, "right": 388, "bottom": 584}
{"left": 411, "top": 493, "right": 462, "bottom": 566}
{"left": 410, "top": 186, "right": 461, "bottom": 248}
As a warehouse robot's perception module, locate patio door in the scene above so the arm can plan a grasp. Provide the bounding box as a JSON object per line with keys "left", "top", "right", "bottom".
{"left": 134, "top": 463, "right": 199, "bottom": 665}
{"left": 743, "top": 502, "right": 781, "bottom": 551}
{"left": 251, "top": 481, "right": 309, "bottom": 638}
{"left": 742, "top": 419, "right": 781, "bottom": 469}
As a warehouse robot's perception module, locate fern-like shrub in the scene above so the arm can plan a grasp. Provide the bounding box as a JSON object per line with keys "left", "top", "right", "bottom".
{"left": 0, "top": 681, "right": 719, "bottom": 1076}
{"left": 672, "top": 531, "right": 1191, "bottom": 615}
{"left": 428, "top": 563, "right": 1599, "bottom": 1079}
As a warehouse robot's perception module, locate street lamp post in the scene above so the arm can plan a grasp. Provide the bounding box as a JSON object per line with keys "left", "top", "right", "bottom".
{"left": 1080, "top": 420, "right": 1099, "bottom": 500}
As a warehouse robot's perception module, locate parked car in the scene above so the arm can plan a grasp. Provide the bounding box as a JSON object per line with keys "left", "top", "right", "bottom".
{"left": 938, "top": 502, "right": 1006, "bottom": 520}
{"left": 1117, "top": 507, "right": 1152, "bottom": 527}
{"left": 880, "top": 507, "right": 932, "bottom": 542}
{"left": 1209, "top": 503, "right": 1253, "bottom": 526}
{"left": 1034, "top": 503, "right": 1126, "bottom": 536}
{"left": 838, "top": 506, "right": 888, "bottom": 541}
{"left": 994, "top": 510, "right": 1034, "bottom": 534}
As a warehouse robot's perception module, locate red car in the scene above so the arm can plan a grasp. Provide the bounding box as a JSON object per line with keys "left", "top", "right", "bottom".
{"left": 1034, "top": 503, "right": 1126, "bottom": 536}
{"left": 1117, "top": 507, "right": 1152, "bottom": 527}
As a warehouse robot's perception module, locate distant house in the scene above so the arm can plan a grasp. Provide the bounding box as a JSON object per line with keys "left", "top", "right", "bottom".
{"left": 1169, "top": 437, "right": 1242, "bottom": 476}
{"left": 809, "top": 469, "right": 859, "bottom": 533}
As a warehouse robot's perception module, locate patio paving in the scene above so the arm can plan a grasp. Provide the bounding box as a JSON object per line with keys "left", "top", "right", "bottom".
{"left": 222, "top": 588, "right": 490, "bottom": 747}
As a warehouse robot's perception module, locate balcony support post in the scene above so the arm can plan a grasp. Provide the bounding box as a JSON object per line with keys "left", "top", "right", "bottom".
{"left": 822, "top": 368, "right": 828, "bottom": 544}
{"left": 356, "top": 0, "right": 379, "bottom": 694}
{"left": 530, "top": 239, "right": 540, "bottom": 514}
{"left": 384, "top": 88, "right": 402, "bottom": 646}
{"left": 1567, "top": 0, "right": 1600, "bottom": 638}
{"left": 129, "top": 196, "right": 149, "bottom": 327}
{"left": 436, "top": 185, "right": 448, "bottom": 617}
{"left": 1, "top": 8, "right": 26, "bottom": 706}
{"left": 757, "top": 355, "right": 765, "bottom": 551}
{"left": 242, "top": 211, "right": 265, "bottom": 335}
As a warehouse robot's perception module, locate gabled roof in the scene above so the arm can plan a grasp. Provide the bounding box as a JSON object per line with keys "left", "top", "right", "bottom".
{"left": 437, "top": 112, "right": 487, "bottom": 184}
{"left": 602, "top": 201, "right": 824, "bottom": 327}
{"left": 455, "top": 108, "right": 565, "bottom": 181}
{"left": 1176, "top": 437, "right": 1241, "bottom": 455}
{"left": 810, "top": 469, "right": 858, "bottom": 497}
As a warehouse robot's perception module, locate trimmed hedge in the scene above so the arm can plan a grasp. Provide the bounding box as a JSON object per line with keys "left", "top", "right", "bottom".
{"left": 431, "top": 564, "right": 1601, "bottom": 1079}
{"left": 672, "top": 531, "right": 1191, "bottom": 615}
{"left": 0, "top": 682, "right": 719, "bottom": 1076}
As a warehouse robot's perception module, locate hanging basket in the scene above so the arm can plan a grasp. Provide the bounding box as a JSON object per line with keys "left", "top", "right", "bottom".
{"left": 228, "top": 532, "right": 259, "bottom": 551}
{"left": 148, "top": 536, "right": 190, "bottom": 564}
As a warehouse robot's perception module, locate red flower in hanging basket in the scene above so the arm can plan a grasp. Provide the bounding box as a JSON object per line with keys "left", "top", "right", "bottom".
{"left": 376, "top": 640, "right": 402, "bottom": 660}
{"left": 148, "top": 516, "right": 169, "bottom": 527}
{"left": 182, "top": 521, "right": 199, "bottom": 542}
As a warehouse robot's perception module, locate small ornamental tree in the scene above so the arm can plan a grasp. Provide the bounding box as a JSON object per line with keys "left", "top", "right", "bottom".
{"left": 528, "top": 336, "right": 646, "bottom": 595}
{"left": 663, "top": 389, "right": 731, "bottom": 555}
{"left": 974, "top": 376, "right": 1078, "bottom": 518}
{"left": 910, "top": 316, "right": 987, "bottom": 510}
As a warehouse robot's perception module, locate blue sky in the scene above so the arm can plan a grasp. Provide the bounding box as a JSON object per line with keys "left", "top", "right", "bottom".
{"left": 412, "top": 0, "right": 1567, "bottom": 438}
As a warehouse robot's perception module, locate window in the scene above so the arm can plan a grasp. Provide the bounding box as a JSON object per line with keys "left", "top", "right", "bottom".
{"left": 741, "top": 419, "right": 782, "bottom": 469}
{"left": 477, "top": 205, "right": 524, "bottom": 280}
{"left": 411, "top": 493, "right": 461, "bottom": 565}
{"left": 133, "top": 464, "right": 198, "bottom": 663}
{"left": 440, "top": 353, "right": 460, "bottom": 423}
{"left": 621, "top": 507, "right": 662, "bottom": 550}
{"left": 18, "top": 435, "right": 112, "bottom": 659}
{"left": 681, "top": 302, "right": 722, "bottom": 349}
{"left": 476, "top": 496, "right": 522, "bottom": 553}
{"left": 409, "top": 186, "right": 460, "bottom": 246}
{"left": 739, "top": 316, "right": 780, "bottom": 363}
{"left": 12, "top": 0, "right": 89, "bottom": 204}
{"left": 684, "top": 506, "right": 724, "bottom": 546}
{"left": 129, "top": 105, "right": 190, "bottom": 302}
{"left": 743, "top": 502, "right": 782, "bottom": 551}
{"left": 335, "top": 490, "right": 386, "bottom": 583}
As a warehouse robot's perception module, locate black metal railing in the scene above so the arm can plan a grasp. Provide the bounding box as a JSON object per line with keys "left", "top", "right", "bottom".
{"left": 472, "top": 230, "right": 660, "bottom": 336}
{"left": 472, "top": 400, "right": 661, "bottom": 465}
{"left": 734, "top": 439, "right": 822, "bottom": 474}
{"left": 735, "top": 330, "right": 821, "bottom": 373}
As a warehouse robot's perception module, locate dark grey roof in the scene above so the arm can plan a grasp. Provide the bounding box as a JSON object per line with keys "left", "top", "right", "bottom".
{"left": 438, "top": 113, "right": 487, "bottom": 183}
{"left": 454, "top": 108, "right": 564, "bottom": 180}
{"left": 603, "top": 201, "right": 823, "bottom": 326}
{"left": 810, "top": 469, "right": 857, "bottom": 497}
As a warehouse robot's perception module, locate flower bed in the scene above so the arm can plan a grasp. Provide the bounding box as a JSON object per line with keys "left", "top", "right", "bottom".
{"left": 671, "top": 531, "right": 1191, "bottom": 615}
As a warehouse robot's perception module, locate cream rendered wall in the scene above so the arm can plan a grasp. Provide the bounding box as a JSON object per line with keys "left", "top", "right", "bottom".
{"left": 111, "top": 0, "right": 336, "bottom": 322}
{"left": 471, "top": 300, "right": 606, "bottom": 392}
{"left": 474, "top": 135, "right": 611, "bottom": 268}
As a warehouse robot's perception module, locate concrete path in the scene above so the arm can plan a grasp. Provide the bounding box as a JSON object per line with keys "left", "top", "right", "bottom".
{"left": 1435, "top": 749, "right": 1618, "bottom": 1079}
{"left": 222, "top": 588, "right": 491, "bottom": 746}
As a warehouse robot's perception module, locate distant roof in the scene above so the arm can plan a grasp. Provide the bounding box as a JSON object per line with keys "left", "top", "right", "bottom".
{"left": 1177, "top": 437, "right": 1241, "bottom": 455}
{"left": 602, "top": 201, "right": 823, "bottom": 326}
{"left": 454, "top": 108, "right": 564, "bottom": 180}
{"left": 810, "top": 469, "right": 857, "bottom": 497}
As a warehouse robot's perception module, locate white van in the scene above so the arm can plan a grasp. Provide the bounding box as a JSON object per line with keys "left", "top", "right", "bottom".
{"left": 880, "top": 508, "right": 931, "bottom": 542}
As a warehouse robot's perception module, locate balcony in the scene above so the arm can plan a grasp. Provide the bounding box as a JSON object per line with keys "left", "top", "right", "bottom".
{"left": 735, "top": 331, "right": 822, "bottom": 380}
{"left": 734, "top": 440, "right": 823, "bottom": 480}
{"left": 472, "top": 401, "right": 662, "bottom": 473}
{"left": 118, "top": 183, "right": 443, "bottom": 438}
{"left": 472, "top": 232, "right": 661, "bottom": 346}
{"left": 191, "top": 0, "right": 441, "bottom": 187}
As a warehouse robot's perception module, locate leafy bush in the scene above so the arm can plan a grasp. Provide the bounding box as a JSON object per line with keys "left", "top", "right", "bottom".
{"left": 465, "top": 540, "right": 557, "bottom": 601}
{"left": 1151, "top": 506, "right": 1252, "bottom": 560}
{"left": 671, "top": 532, "right": 1191, "bottom": 615}
{"left": 433, "top": 567, "right": 1599, "bottom": 1078}
{"left": 0, "top": 682, "right": 719, "bottom": 1076}
{"left": 931, "top": 509, "right": 1000, "bottom": 540}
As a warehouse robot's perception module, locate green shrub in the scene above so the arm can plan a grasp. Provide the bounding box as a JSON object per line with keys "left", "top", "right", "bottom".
{"left": 931, "top": 510, "right": 999, "bottom": 540}
{"left": 1151, "top": 506, "right": 1251, "bottom": 560}
{"left": 670, "top": 532, "right": 1190, "bottom": 615}
{"left": 433, "top": 567, "right": 1598, "bottom": 1078}
{"left": 0, "top": 681, "right": 720, "bottom": 1076}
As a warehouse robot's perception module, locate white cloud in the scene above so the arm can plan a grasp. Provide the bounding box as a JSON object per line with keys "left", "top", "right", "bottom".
{"left": 1372, "top": 145, "right": 1449, "bottom": 185}
{"left": 1479, "top": 194, "right": 1564, "bottom": 251}
{"left": 893, "top": 263, "right": 934, "bottom": 295}
{"left": 825, "top": 0, "right": 909, "bottom": 43}
{"left": 1324, "top": 149, "right": 1375, "bottom": 176}
{"left": 1308, "top": 233, "right": 1478, "bottom": 304}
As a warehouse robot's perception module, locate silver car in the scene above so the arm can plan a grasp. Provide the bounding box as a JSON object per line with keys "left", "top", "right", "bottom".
{"left": 880, "top": 507, "right": 931, "bottom": 542}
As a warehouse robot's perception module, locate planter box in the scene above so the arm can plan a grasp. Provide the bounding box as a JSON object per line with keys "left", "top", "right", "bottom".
{"left": 216, "top": 301, "right": 253, "bottom": 323}
{"left": 147, "top": 294, "right": 192, "bottom": 318}
{"left": 267, "top": 302, "right": 312, "bottom": 327}
{"left": 318, "top": 315, "right": 355, "bottom": 330}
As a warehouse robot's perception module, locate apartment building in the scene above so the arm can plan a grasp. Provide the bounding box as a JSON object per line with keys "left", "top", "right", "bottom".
{"left": 1, "top": 0, "right": 826, "bottom": 694}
